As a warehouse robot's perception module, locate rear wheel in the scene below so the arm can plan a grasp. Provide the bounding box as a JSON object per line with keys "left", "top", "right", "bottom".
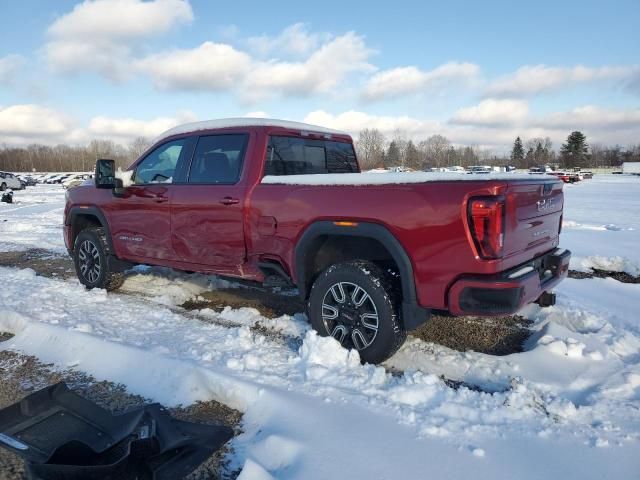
{"left": 73, "top": 227, "right": 124, "bottom": 291}
{"left": 308, "top": 261, "right": 406, "bottom": 364}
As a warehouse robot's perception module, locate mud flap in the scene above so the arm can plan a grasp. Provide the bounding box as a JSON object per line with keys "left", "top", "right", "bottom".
{"left": 0, "top": 383, "right": 234, "bottom": 479}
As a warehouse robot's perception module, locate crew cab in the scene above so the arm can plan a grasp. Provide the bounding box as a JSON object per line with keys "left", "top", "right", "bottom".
{"left": 63, "top": 119, "right": 571, "bottom": 363}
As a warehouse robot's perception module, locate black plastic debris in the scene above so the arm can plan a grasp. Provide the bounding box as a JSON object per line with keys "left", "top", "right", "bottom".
{"left": 0, "top": 382, "right": 234, "bottom": 480}
{"left": 1, "top": 190, "right": 13, "bottom": 203}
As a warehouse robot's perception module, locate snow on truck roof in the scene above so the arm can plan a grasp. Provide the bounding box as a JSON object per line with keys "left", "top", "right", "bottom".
{"left": 154, "top": 118, "right": 349, "bottom": 144}
{"left": 262, "top": 171, "right": 544, "bottom": 186}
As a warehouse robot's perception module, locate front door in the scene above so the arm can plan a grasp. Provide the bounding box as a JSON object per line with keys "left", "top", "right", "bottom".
{"left": 110, "top": 138, "right": 188, "bottom": 261}
{"left": 170, "top": 133, "right": 249, "bottom": 273}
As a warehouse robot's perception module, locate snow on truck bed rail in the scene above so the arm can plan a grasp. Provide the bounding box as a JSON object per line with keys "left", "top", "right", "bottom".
{"left": 262, "top": 171, "right": 540, "bottom": 185}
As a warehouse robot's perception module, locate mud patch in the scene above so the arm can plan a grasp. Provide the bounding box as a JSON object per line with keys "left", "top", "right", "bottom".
{"left": 412, "top": 313, "right": 533, "bottom": 356}
{"left": 0, "top": 249, "right": 74, "bottom": 279}
{"left": 0, "top": 350, "right": 242, "bottom": 480}
{"left": 569, "top": 269, "right": 640, "bottom": 284}
{"left": 183, "top": 287, "right": 304, "bottom": 318}
{"left": 0, "top": 332, "right": 14, "bottom": 342}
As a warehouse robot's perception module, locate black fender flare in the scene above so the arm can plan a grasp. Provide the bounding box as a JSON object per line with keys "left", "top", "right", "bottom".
{"left": 294, "top": 221, "right": 429, "bottom": 330}
{"left": 66, "top": 206, "right": 115, "bottom": 253}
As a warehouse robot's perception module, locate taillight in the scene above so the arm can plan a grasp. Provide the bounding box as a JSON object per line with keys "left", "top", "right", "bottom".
{"left": 468, "top": 196, "right": 505, "bottom": 259}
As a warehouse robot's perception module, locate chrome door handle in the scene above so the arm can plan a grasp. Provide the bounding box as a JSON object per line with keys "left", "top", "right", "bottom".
{"left": 220, "top": 197, "right": 239, "bottom": 205}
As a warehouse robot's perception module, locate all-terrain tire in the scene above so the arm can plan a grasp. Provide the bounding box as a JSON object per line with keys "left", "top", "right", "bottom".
{"left": 73, "top": 227, "right": 124, "bottom": 291}
{"left": 308, "top": 260, "right": 407, "bottom": 364}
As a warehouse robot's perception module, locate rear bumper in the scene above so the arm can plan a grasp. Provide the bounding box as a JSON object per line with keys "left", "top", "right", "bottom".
{"left": 447, "top": 248, "right": 571, "bottom": 316}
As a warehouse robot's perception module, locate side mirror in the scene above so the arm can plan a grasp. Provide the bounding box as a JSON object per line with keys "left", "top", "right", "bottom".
{"left": 95, "top": 159, "right": 116, "bottom": 189}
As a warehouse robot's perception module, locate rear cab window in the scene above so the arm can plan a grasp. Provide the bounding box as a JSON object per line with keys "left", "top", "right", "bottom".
{"left": 188, "top": 134, "right": 248, "bottom": 184}
{"left": 264, "top": 136, "right": 359, "bottom": 176}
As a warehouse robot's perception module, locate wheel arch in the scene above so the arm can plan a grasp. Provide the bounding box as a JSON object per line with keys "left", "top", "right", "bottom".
{"left": 294, "top": 220, "right": 416, "bottom": 301}
{"left": 66, "top": 206, "right": 114, "bottom": 253}
{"left": 295, "top": 221, "right": 429, "bottom": 330}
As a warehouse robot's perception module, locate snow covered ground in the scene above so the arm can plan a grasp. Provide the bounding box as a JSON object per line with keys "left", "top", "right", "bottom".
{"left": 1, "top": 176, "right": 639, "bottom": 479}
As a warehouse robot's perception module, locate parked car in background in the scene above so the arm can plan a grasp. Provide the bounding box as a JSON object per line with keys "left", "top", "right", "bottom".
{"left": 0, "top": 171, "right": 23, "bottom": 190}
{"left": 529, "top": 165, "right": 554, "bottom": 174}
{"left": 467, "top": 165, "right": 492, "bottom": 174}
{"left": 63, "top": 174, "right": 93, "bottom": 189}
{"left": 64, "top": 118, "right": 571, "bottom": 364}
{"left": 549, "top": 171, "right": 580, "bottom": 183}
{"left": 18, "top": 175, "right": 38, "bottom": 187}
{"left": 46, "top": 174, "right": 74, "bottom": 184}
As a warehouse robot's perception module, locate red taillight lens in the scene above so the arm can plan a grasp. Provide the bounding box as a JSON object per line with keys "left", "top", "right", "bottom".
{"left": 468, "top": 197, "right": 505, "bottom": 259}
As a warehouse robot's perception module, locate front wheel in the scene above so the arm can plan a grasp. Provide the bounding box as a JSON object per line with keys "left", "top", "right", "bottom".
{"left": 308, "top": 261, "right": 407, "bottom": 364}
{"left": 0, "top": 183, "right": 6, "bottom": 191}
{"left": 73, "top": 227, "right": 124, "bottom": 291}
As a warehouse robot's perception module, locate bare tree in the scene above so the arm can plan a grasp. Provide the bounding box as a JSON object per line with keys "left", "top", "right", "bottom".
{"left": 418, "top": 135, "right": 451, "bottom": 169}
{"left": 128, "top": 137, "right": 151, "bottom": 162}
{"left": 355, "top": 129, "right": 386, "bottom": 170}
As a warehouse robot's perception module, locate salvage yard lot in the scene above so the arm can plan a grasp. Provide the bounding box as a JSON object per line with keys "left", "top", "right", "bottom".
{"left": 1, "top": 175, "right": 639, "bottom": 479}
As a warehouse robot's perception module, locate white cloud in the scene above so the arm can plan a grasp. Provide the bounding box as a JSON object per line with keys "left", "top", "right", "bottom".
{"left": 84, "top": 111, "right": 198, "bottom": 142}
{"left": 0, "top": 55, "right": 25, "bottom": 85}
{"left": 303, "top": 110, "right": 441, "bottom": 139}
{"left": 0, "top": 104, "right": 72, "bottom": 143}
{"left": 450, "top": 99, "right": 529, "bottom": 127}
{"left": 135, "top": 42, "right": 252, "bottom": 90}
{"left": 244, "top": 32, "right": 373, "bottom": 101}
{"left": 362, "top": 62, "right": 480, "bottom": 101}
{"left": 244, "top": 111, "right": 269, "bottom": 118}
{"left": 486, "top": 64, "right": 640, "bottom": 97}
{"left": 45, "top": 0, "right": 193, "bottom": 79}
{"left": 137, "top": 31, "right": 374, "bottom": 102}
{"left": 0, "top": 104, "right": 198, "bottom": 146}
{"left": 539, "top": 105, "right": 640, "bottom": 131}
{"left": 247, "top": 23, "right": 324, "bottom": 58}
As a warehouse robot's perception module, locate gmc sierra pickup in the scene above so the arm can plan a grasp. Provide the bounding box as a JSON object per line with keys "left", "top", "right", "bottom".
{"left": 64, "top": 118, "right": 571, "bottom": 363}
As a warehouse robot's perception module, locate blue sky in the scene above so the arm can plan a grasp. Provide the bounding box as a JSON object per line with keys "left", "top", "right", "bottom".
{"left": 0, "top": 0, "right": 638, "bottom": 151}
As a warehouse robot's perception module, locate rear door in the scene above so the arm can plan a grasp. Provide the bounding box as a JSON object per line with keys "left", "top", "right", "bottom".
{"left": 170, "top": 133, "right": 249, "bottom": 273}
{"left": 109, "top": 138, "right": 191, "bottom": 261}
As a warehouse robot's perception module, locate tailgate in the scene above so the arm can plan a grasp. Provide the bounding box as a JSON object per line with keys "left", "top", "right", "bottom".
{"left": 504, "top": 181, "right": 564, "bottom": 256}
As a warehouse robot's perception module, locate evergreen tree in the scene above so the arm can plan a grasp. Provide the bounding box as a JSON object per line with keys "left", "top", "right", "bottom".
{"left": 525, "top": 147, "right": 535, "bottom": 167}
{"left": 534, "top": 141, "right": 545, "bottom": 164}
{"left": 384, "top": 140, "right": 401, "bottom": 168}
{"left": 510, "top": 137, "right": 524, "bottom": 166}
{"left": 404, "top": 140, "right": 421, "bottom": 169}
{"left": 560, "top": 131, "right": 589, "bottom": 168}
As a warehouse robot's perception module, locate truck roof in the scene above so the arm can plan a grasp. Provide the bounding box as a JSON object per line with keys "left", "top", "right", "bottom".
{"left": 154, "top": 117, "right": 349, "bottom": 144}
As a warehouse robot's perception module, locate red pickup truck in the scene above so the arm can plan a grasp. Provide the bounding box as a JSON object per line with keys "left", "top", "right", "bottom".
{"left": 64, "top": 119, "right": 571, "bottom": 363}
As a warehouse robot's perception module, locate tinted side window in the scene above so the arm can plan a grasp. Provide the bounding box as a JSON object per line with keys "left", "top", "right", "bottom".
{"left": 188, "top": 135, "right": 248, "bottom": 184}
{"left": 265, "top": 136, "right": 359, "bottom": 176}
{"left": 134, "top": 139, "right": 185, "bottom": 184}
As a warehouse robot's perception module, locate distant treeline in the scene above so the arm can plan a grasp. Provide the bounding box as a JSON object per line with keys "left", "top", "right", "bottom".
{"left": 355, "top": 129, "right": 640, "bottom": 170}
{"left": 0, "top": 138, "right": 150, "bottom": 173}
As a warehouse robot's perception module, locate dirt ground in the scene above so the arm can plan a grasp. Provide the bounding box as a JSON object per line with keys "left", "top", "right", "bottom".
{"left": 0, "top": 340, "right": 242, "bottom": 480}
